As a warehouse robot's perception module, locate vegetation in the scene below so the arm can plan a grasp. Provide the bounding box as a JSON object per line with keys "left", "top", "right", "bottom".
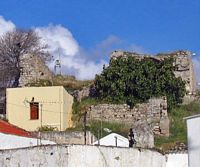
{"left": 71, "top": 97, "right": 130, "bottom": 138}
{"left": 27, "top": 75, "right": 93, "bottom": 91}
{"left": 93, "top": 56, "right": 186, "bottom": 109}
{"left": 0, "top": 29, "right": 50, "bottom": 87}
{"left": 155, "top": 101, "right": 200, "bottom": 151}
{"left": 26, "top": 79, "right": 53, "bottom": 87}
{"left": 66, "top": 119, "right": 130, "bottom": 139}
{"left": 89, "top": 120, "right": 130, "bottom": 138}
{"left": 38, "top": 125, "right": 58, "bottom": 131}
{"left": 72, "top": 98, "right": 102, "bottom": 121}
{"left": 52, "top": 75, "right": 93, "bottom": 91}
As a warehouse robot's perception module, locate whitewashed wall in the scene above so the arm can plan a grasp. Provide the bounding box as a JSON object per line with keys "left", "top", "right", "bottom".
{"left": 187, "top": 116, "right": 200, "bottom": 167}
{"left": 0, "top": 133, "right": 55, "bottom": 149}
{"left": 166, "top": 153, "right": 188, "bottom": 167}
{"left": 0, "top": 145, "right": 166, "bottom": 167}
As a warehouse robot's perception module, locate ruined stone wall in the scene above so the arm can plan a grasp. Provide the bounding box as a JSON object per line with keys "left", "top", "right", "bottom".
{"left": 88, "top": 97, "right": 169, "bottom": 137}
{"left": 18, "top": 54, "right": 53, "bottom": 87}
{"left": 87, "top": 97, "right": 169, "bottom": 148}
{"left": 111, "top": 50, "right": 197, "bottom": 94}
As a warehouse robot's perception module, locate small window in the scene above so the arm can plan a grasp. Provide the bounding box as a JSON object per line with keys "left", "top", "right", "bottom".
{"left": 30, "top": 102, "right": 39, "bottom": 120}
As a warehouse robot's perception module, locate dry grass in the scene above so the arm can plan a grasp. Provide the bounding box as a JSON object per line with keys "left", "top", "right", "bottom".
{"left": 52, "top": 75, "right": 93, "bottom": 90}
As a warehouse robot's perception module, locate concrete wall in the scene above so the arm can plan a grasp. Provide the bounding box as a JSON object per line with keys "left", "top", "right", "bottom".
{"left": 166, "top": 153, "right": 188, "bottom": 167}
{"left": 0, "top": 145, "right": 166, "bottom": 167}
{"left": 62, "top": 87, "right": 74, "bottom": 128}
{"left": 0, "top": 132, "right": 55, "bottom": 149}
{"left": 31, "top": 131, "right": 95, "bottom": 145}
{"left": 186, "top": 116, "right": 200, "bottom": 167}
{"left": 6, "top": 86, "right": 73, "bottom": 131}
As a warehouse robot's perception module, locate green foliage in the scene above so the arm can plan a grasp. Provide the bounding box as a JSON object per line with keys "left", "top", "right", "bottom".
{"left": 26, "top": 79, "right": 53, "bottom": 87}
{"left": 72, "top": 98, "right": 103, "bottom": 121}
{"left": 93, "top": 56, "right": 186, "bottom": 109}
{"left": 38, "top": 125, "right": 58, "bottom": 132}
{"left": 155, "top": 101, "right": 200, "bottom": 151}
{"left": 89, "top": 120, "right": 129, "bottom": 138}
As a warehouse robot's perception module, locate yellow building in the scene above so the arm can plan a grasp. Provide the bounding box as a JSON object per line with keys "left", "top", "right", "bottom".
{"left": 6, "top": 86, "right": 73, "bottom": 131}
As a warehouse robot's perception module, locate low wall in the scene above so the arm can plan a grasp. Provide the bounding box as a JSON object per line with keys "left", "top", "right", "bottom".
{"left": 88, "top": 97, "right": 169, "bottom": 137}
{"left": 166, "top": 153, "right": 188, "bottom": 167}
{"left": 31, "top": 131, "right": 96, "bottom": 145}
{"left": 0, "top": 145, "right": 166, "bottom": 167}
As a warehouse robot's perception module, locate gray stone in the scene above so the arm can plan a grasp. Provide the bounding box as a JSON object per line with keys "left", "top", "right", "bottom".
{"left": 132, "top": 121, "right": 154, "bottom": 148}
{"left": 19, "top": 54, "right": 53, "bottom": 87}
{"left": 87, "top": 97, "right": 170, "bottom": 148}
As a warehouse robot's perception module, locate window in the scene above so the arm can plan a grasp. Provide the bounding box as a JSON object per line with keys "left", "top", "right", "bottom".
{"left": 30, "top": 102, "right": 39, "bottom": 120}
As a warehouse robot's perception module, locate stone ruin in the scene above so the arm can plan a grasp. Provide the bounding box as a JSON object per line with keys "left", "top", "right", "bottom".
{"left": 87, "top": 97, "right": 169, "bottom": 148}
{"left": 74, "top": 50, "right": 197, "bottom": 103}
{"left": 110, "top": 50, "right": 197, "bottom": 95}
{"left": 18, "top": 54, "right": 53, "bottom": 87}
{"left": 0, "top": 54, "right": 53, "bottom": 114}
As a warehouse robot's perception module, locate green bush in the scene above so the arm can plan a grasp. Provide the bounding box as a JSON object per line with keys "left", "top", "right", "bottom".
{"left": 72, "top": 98, "right": 103, "bottom": 122}
{"left": 155, "top": 101, "right": 200, "bottom": 151}
{"left": 93, "top": 56, "right": 186, "bottom": 110}
{"left": 38, "top": 125, "right": 58, "bottom": 132}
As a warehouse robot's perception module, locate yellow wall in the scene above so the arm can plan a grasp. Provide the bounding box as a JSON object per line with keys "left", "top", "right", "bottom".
{"left": 6, "top": 86, "right": 73, "bottom": 131}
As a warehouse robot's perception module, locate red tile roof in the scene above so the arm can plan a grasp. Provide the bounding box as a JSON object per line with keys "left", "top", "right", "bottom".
{"left": 0, "top": 119, "right": 32, "bottom": 137}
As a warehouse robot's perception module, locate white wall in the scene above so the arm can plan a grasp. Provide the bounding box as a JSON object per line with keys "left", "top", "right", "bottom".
{"left": 187, "top": 116, "right": 200, "bottom": 167}
{"left": 0, "top": 133, "right": 55, "bottom": 149}
{"left": 166, "top": 153, "right": 188, "bottom": 167}
{"left": 0, "top": 145, "right": 166, "bottom": 167}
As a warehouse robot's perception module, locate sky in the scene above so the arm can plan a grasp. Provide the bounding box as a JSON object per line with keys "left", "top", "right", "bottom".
{"left": 0, "top": 0, "right": 199, "bottom": 81}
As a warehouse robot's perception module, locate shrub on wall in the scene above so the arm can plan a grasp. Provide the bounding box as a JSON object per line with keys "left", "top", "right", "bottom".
{"left": 93, "top": 56, "right": 186, "bottom": 110}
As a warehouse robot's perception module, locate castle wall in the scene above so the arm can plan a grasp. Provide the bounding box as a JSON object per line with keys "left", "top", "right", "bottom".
{"left": 19, "top": 54, "right": 53, "bottom": 87}
{"left": 110, "top": 50, "right": 197, "bottom": 94}
{"left": 87, "top": 97, "right": 169, "bottom": 148}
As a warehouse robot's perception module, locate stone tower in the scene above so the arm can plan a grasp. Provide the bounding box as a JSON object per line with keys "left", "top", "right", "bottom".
{"left": 18, "top": 54, "right": 53, "bottom": 87}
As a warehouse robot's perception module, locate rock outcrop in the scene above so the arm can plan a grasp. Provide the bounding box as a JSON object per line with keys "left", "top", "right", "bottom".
{"left": 73, "top": 87, "right": 90, "bottom": 102}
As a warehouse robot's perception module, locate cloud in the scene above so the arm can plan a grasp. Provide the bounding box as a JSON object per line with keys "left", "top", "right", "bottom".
{"left": 128, "top": 44, "right": 148, "bottom": 54}
{"left": 0, "top": 16, "right": 15, "bottom": 36}
{"left": 0, "top": 15, "right": 149, "bottom": 80}
{"left": 35, "top": 25, "right": 79, "bottom": 56}
{"left": 192, "top": 55, "right": 200, "bottom": 83}
{"left": 0, "top": 15, "right": 148, "bottom": 80}
{"left": 35, "top": 24, "right": 108, "bottom": 80}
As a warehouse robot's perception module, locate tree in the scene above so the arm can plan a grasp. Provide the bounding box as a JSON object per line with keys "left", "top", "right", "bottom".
{"left": 0, "top": 29, "right": 50, "bottom": 87}
{"left": 93, "top": 56, "right": 186, "bottom": 110}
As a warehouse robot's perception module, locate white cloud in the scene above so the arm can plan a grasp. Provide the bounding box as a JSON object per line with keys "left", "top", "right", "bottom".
{"left": 0, "top": 15, "right": 148, "bottom": 80}
{"left": 6, "top": 15, "right": 199, "bottom": 83}
{"left": 35, "top": 25, "right": 79, "bottom": 56}
{"left": 0, "top": 16, "right": 15, "bottom": 36}
{"left": 35, "top": 24, "right": 107, "bottom": 80}
{"left": 192, "top": 56, "right": 200, "bottom": 83}
{"left": 128, "top": 44, "right": 147, "bottom": 54}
